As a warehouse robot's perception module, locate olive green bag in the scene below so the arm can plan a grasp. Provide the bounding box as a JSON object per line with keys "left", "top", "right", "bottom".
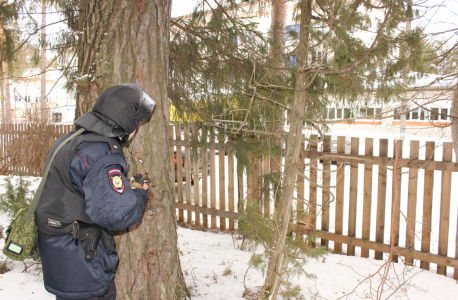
{"left": 2, "top": 128, "right": 85, "bottom": 261}
{"left": 3, "top": 208, "right": 39, "bottom": 261}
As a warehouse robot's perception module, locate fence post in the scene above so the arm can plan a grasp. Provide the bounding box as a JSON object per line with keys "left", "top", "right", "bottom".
{"left": 228, "top": 140, "right": 235, "bottom": 230}
{"left": 375, "top": 139, "right": 388, "bottom": 260}
{"left": 405, "top": 140, "right": 419, "bottom": 266}
{"left": 309, "top": 135, "right": 318, "bottom": 247}
{"left": 391, "top": 139, "right": 403, "bottom": 262}
{"left": 263, "top": 152, "right": 270, "bottom": 217}
{"left": 168, "top": 124, "right": 175, "bottom": 195}
{"left": 361, "top": 138, "right": 373, "bottom": 258}
{"left": 176, "top": 124, "right": 184, "bottom": 223}
{"left": 210, "top": 129, "right": 217, "bottom": 229}
{"left": 438, "top": 142, "right": 452, "bottom": 275}
{"left": 192, "top": 124, "right": 201, "bottom": 227}
{"left": 202, "top": 130, "right": 209, "bottom": 228}
{"left": 219, "top": 133, "right": 226, "bottom": 230}
{"left": 184, "top": 124, "right": 192, "bottom": 224}
{"left": 321, "top": 135, "right": 331, "bottom": 249}
{"left": 297, "top": 138, "right": 305, "bottom": 219}
{"left": 348, "top": 137, "right": 359, "bottom": 256}
{"left": 334, "top": 136, "right": 346, "bottom": 254}
{"left": 421, "top": 141, "right": 435, "bottom": 270}
{"left": 237, "top": 150, "right": 244, "bottom": 215}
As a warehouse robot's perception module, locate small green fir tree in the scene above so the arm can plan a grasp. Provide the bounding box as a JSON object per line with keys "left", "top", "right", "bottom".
{"left": 0, "top": 176, "right": 33, "bottom": 218}
{"left": 238, "top": 204, "right": 327, "bottom": 299}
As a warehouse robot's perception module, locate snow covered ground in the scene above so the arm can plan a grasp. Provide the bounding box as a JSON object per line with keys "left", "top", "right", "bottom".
{"left": 2, "top": 209, "right": 458, "bottom": 299}
{"left": 2, "top": 224, "right": 458, "bottom": 300}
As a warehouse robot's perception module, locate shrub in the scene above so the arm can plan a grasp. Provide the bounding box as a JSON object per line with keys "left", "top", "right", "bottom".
{"left": 0, "top": 260, "right": 10, "bottom": 274}
{"left": 222, "top": 267, "right": 232, "bottom": 276}
{"left": 0, "top": 176, "right": 33, "bottom": 218}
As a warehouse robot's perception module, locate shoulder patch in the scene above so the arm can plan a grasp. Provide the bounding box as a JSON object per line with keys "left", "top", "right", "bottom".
{"left": 108, "top": 168, "right": 124, "bottom": 194}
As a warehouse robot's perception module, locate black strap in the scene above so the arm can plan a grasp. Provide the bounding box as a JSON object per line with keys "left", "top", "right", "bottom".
{"left": 24, "top": 128, "right": 86, "bottom": 222}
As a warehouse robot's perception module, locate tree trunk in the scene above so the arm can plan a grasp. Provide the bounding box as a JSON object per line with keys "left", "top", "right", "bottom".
{"left": 76, "top": 1, "right": 189, "bottom": 299}
{"left": 1, "top": 62, "right": 4, "bottom": 124}
{"left": 2, "top": 60, "right": 11, "bottom": 124}
{"left": 269, "top": 0, "right": 287, "bottom": 71}
{"left": 261, "top": 0, "right": 312, "bottom": 299}
{"left": 267, "top": 0, "right": 288, "bottom": 211}
{"left": 40, "top": 0, "right": 47, "bottom": 122}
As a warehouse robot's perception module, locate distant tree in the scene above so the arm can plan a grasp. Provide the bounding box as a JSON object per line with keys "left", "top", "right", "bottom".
{"left": 0, "top": 0, "right": 19, "bottom": 124}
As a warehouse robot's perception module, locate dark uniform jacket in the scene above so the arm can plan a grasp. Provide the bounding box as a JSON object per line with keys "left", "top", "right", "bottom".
{"left": 37, "top": 130, "right": 147, "bottom": 299}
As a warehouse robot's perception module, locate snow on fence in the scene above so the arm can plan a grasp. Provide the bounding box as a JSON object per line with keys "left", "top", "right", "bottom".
{"left": 168, "top": 124, "right": 458, "bottom": 279}
{"left": 0, "top": 124, "right": 73, "bottom": 176}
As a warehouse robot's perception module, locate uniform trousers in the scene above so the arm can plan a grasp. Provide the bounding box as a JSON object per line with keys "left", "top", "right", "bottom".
{"left": 56, "top": 280, "right": 116, "bottom": 300}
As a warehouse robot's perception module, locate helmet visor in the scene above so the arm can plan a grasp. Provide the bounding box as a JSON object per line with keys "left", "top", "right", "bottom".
{"left": 137, "top": 92, "right": 156, "bottom": 119}
{"left": 121, "top": 83, "right": 156, "bottom": 121}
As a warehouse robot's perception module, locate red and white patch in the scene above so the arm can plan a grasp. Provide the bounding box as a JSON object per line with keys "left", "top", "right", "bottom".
{"left": 108, "top": 169, "right": 124, "bottom": 194}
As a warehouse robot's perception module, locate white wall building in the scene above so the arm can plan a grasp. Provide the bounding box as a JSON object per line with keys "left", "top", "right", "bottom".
{"left": 9, "top": 69, "right": 76, "bottom": 124}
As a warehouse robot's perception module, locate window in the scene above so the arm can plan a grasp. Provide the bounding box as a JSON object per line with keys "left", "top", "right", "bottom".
{"left": 375, "top": 108, "right": 382, "bottom": 118}
{"left": 344, "top": 108, "right": 351, "bottom": 119}
{"left": 24, "top": 96, "right": 31, "bottom": 102}
{"left": 430, "top": 108, "right": 439, "bottom": 121}
{"left": 35, "top": 96, "right": 41, "bottom": 103}
{"left": 441, "top": 108, "right": 448, "bottom": 121}
{"left": 15, "top": 95, "right": 22, "bottom": 102}
{"left": 286, "top": 25, "right": 300, "bottom": 41}
{"left": 420, "top": 109, "right": 426, "bottom": 120}
{"left": 367, "top": 108, "right": 375, "bottom": 117}
{"left": 52, "top": 112, "right": 62, "bottom": 122}
{"left": 322, "top": 108, "right": 328, "bottom": 119}
{"left": 337, "top": 108, "right": 342, "bottom": 119}
{"left": 411, "top": 109, "right": 419, "bottom": 120}
{"left": 328, "top": 108, "right": 335, "bottom": 119}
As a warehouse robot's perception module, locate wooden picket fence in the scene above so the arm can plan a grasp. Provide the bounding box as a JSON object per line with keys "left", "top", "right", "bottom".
{"left": 2, "top": 123, "right": 458, "bottom": 279}
{"left": 168, "top": 124, "right": 458, "bottom": 279}
{"left": 0, "top": 124, "right": 73, "bottom": 176}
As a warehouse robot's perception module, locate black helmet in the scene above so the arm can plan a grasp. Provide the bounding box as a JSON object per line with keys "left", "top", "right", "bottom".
{"left": 74, "top": 83, "right": 156, "bottom": 138}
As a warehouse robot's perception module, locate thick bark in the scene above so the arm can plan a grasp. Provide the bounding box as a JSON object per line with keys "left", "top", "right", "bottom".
{"left": 76, "top": 1, "right": 189, "bottom": 299}
{"left": 40, "top": 0, "right": 47, "bottom": 122}
{"left": 261, "top": 0, "right": 312, "bottom": 299}
{"left": 451, "top": 83, "right": 458, "bottom": 161}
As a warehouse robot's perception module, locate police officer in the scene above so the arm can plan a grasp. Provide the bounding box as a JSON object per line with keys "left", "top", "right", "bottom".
{"left": 35, "top": 84, "right": 156, "bottom": 300}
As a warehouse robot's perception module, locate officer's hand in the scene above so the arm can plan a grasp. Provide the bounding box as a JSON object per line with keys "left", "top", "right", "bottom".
{"left": 142, "top": 183, "right": 148, "bottom": 190}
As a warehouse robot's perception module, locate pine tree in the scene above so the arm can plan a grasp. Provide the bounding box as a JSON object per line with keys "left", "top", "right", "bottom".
{"left": 74, "top": 1, "right": 189, "bottom": 299}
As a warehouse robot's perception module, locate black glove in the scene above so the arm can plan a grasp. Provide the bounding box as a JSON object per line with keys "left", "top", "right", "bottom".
{"left": 72, "top": 221, "right": 102, "bottom": 261}
{"left": 132, "top": 174, "right": 145, "bottom": 185}
{"left": 101, "top": 230, "right": 115, "bottom": 255}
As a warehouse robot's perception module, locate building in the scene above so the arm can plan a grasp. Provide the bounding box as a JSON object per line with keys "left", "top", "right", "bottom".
{"left": 6, "top": 69, "right": 76, "bottom": 124}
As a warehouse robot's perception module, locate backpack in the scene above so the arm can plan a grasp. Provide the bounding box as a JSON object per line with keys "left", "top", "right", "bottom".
{"left": 1, "top": 128, "right": 85, "bottom": 262}
{"left": 3, "top": 208, "right": 39, "bottom": 261}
